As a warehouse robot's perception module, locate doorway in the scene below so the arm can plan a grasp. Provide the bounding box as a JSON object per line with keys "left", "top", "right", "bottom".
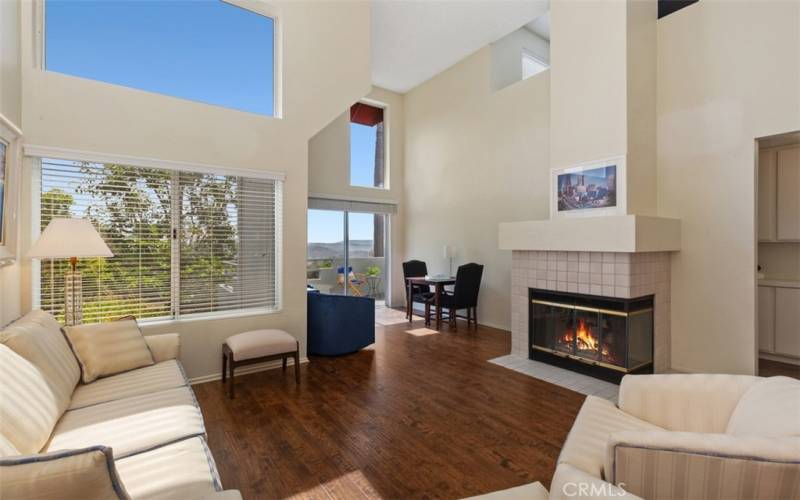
{"left": 755, "top": 131, "right": 800, "bottom": 379}
{"left": 307, "top": 208, "right": 390, "bottom": 306}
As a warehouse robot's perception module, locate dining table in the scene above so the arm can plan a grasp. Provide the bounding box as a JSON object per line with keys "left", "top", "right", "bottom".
{"left": 405, "top": 276, "right": 456, "bottom": 330}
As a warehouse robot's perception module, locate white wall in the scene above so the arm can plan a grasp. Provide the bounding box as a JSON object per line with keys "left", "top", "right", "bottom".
{"left": 10, "top": 0, "right": 371, "bottom": 379}
{"left": 490, "top": 27, "right": 549, "bottom": 92}
{"left": 0, "top": 0, "right": 22, "bottom": 327}
{"left": 550, "top": 0, "right": 657, "bottom": 215}
{"left": 404, "top": 48, "right": 550, "bottom": 331}
{"left": 550, "top": 0, "right": 627, "bottom": 170}
{"left": 657, "top": 0, "right": 800, "bottom": 374}
{"left": 308, "top": 86, "right": 407, "bottom": 306}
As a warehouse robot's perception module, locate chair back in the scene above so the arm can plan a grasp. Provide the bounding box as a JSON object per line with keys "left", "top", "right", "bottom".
{"left": 453, "top": 263, "right": 483, "bottom": 308}
{"left": 402, "top": 260, "right": 427, "bottom": 279}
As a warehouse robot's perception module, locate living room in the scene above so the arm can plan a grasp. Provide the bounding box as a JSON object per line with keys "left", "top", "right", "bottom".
{"left": 1, "top": 1, "right": 799, "bottom": 499}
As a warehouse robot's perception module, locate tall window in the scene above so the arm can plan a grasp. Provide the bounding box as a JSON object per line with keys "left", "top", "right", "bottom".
{"left": 350, "top": 102, "right": 386, "bottom": 189}
{"left": 39, "top": 159, "right": 282, "bottom": 323}
{"left": 45, "top": 0, "right": 276, "bottom": 116}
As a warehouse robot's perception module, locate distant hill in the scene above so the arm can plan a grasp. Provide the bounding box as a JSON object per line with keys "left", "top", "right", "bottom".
{"left": 308, "top": 240, "right": 374, "bottom": 259}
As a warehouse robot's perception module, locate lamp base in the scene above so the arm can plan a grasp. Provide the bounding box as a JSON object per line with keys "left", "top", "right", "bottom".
{"left": 65, "top": 270, "right": 83, "bottom": 326}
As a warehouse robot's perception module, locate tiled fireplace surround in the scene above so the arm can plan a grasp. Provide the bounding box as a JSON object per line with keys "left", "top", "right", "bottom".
{"left": 510, "top": 250, "right": 671, "bottom": 372}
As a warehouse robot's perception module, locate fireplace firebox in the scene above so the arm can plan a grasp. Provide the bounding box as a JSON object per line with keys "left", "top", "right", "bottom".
{"left": 529, "top": 289, "right": 653, "bottom": 383}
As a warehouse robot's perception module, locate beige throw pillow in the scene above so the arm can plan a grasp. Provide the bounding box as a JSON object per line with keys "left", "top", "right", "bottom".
{"left": 63, "top": 319, "right": 154, "bottom": 383}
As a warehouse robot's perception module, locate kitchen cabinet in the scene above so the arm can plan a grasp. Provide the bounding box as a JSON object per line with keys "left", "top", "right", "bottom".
{"left": 776, "top": 146, "right": 800, "bottom": 241}
{"left": 758, "top": 150, "right": 777, "bottom": 241}
{"left": 775, "top": 287, "right": 800, "bottom": 357}
{"left": 759, "top": 281, "right": 800, "bottom": 359}
{"left": 759, "top": 145, "right": 800, "bottom": 242}
{"left": 758, "top": 285, "right": 775, "bottom": 353}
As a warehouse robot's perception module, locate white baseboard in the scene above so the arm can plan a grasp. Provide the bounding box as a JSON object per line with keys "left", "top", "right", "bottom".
{"left": 188, "top": 356, "right": 310, "bottom": 385}
{"left": 760, "top": 352, "right": 800, "bottom": 366}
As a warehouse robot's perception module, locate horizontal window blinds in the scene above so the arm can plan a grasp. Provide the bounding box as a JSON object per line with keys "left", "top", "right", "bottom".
{"left": 39, "top": 158, "right": 282, "bottom": 323}
{"left": 308, "top": 197, "right": 397, "bottom": 215}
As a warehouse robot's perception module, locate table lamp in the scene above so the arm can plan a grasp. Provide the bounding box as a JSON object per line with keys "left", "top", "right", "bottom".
{"left": 28, "top": 218, "right": 114, "bottom": 326}
{"left": 443, "top": 245, "right": 457, "bottom": 276}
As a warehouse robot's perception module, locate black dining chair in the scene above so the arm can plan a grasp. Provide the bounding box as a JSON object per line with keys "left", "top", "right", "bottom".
{"left": 426, "top": 263, "right": 484, "bottom": 331}
{"left": 403, "top": 260, "right": 434, "bottom": 321}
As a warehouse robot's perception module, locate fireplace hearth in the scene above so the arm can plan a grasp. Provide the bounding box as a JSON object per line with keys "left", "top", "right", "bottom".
{"left": 529, "top": 289, "right": 654, "bottom": 383}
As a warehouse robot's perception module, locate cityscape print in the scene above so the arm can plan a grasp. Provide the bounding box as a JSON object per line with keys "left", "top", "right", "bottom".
{"left": 557, "top": 165, "right": 617, "bottom": 211}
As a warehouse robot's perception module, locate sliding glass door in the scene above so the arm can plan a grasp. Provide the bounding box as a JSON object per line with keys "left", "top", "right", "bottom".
{"left": 307, "top": 209, "right": 388, "bottom": 304}
{"left": 307, "top": 209, "right": 345, "bottom": 295}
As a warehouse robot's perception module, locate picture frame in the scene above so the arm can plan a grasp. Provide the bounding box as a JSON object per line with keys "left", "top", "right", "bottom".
{"left": 550, "top": 155, "right": 626, "bottom": 219}
{"left": 0, "top": 114, "right": 23, "bottom": 266}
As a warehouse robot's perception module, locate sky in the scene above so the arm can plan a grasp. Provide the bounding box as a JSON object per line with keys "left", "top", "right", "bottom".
{"left": 309, "top": 210, "right": 376, "bottom": 245}
{"left": 45, "top": 0, "right": 274, "bottom": 116}
{"left": 46, "top": 0, "right": 378, "bottom": 249}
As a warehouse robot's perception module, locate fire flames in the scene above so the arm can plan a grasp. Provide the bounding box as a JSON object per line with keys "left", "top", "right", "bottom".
{"left": 558, "top": 319, "right": 614, "bottom": 361}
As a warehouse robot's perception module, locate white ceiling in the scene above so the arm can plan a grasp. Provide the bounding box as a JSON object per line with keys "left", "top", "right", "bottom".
{"left": 371, "top": 1, "right": 550, "bottom": 94}
{"left": 525, "top": 10, "right": 550, "bottom": 42}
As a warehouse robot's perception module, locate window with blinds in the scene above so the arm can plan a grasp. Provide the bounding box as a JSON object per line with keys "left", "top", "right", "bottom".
{"left": 39, "top": 158, "right": 282, "bottom": 323}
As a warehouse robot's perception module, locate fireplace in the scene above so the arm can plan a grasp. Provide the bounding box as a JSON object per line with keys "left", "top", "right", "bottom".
{"left": 529, "top": 289, "right": 654, "bottom": 383}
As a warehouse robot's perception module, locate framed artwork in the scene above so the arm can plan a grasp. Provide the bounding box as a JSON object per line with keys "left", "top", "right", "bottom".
{"left": 0, "top": 114, "right": 22, "bottom": 265}
{"left": 550, "top": 156, "right": 626, "bottom": 219}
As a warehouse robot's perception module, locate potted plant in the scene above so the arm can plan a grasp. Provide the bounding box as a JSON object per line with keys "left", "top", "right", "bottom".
{"left": 366, "top": 265, "right": 381, "bottom": 277}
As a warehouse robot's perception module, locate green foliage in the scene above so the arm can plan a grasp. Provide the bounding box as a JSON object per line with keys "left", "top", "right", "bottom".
{"left": 40, "top": 163, "right": 245, "bottom": 323}
{"left": 366, "top": 265, "right": 381, "bottom": 277}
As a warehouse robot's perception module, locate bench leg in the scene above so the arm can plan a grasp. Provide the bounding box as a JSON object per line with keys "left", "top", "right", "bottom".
{"left": 222, "top": 351, "right": 227, "bottom": 384}
{"left": 282, "top": 356, "right": 287, "bottom": 371}
{"left": 229, "top": 359, "right": 235, "bottom": 399}
{"left": 294, "top": 351, "right": 300, "bottom": 384}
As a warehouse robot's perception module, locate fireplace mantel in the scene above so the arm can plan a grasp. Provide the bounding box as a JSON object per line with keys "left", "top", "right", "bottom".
{"left": 499, "top": 215, "right": 680, "bottom": 253}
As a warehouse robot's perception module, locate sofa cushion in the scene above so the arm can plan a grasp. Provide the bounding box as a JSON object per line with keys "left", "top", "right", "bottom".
{"left": 726, "top": 376, "right": 800, "bottom": 437}
{"left": 63, "top": 318, "right": 154, "bottom": 383}
{"left": 549, "top": 463, "right": 643, "bottom": 500}
{"left": 69, "top": 360, "right": 187, "bottom": 410}
{"left": 463, "top": 482, "right": 549, "bottom": 500}
{"left": 0, "top": 309, "right": 81, "bottom": 414}
{"left": 225, "top": 329, "right": 297, "bottom": 361}
{"left": 0, "top": 445, "right": 128, "bottom": 500}
{"left": 47, "top": 386, "right": 204, "bottom": 459}
{"left": 558, "top": 395, "right": 662, "bottom": 480}
{"left": 116, "top": 436, "right": 221, "bottom": 500}
{"left": 0, "top": 434, "right": 19, "bottom": 457}
{"left": 618, "top": 374, "right": 760, "bottom": 434}
{"left": 0, "top": 345, "right": 63, "bottom": 454}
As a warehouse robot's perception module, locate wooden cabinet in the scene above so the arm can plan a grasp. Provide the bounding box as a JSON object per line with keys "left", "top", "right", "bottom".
{"left": 758, "top": 150, "right": 777, "bottom": 241}
{"left": 759, "top": 145, "right": 800, "bottom": 242}
{"left": 760, "top": 283, "right": 800, "bottom": 359}
{"left": 758, "top": 285, "right": 775, "bottom": 352}
{"left": 777, "top": 147, "right": 800, "bottom": 241}
{"left": 775, "top": 287, "right": 800, "bottom": 357}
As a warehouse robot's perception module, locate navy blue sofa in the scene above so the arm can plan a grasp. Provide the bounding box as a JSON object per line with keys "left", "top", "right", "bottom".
{"left": 307, "top": 292, "right": 375, "bottom": 356}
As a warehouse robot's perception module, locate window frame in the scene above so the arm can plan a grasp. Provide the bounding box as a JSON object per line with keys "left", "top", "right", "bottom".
{"left": 521, "top": 49, "right": 549, "bottom": 80}
{"left": 0, "top": 114, "right": 23, "bottom": 266}
{"left": 36, "top": 0, "right": 284, "bottom": 119}
{"left": 28, "top": 145, "right": 285, "bottom": 324}
{"left": 349, "top": 99, "right": 390, "bottom": 191}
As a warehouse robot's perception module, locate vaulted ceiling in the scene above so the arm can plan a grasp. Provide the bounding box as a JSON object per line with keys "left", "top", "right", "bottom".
{"left": 371, "top": 1, "right": 549, "bottom": 94}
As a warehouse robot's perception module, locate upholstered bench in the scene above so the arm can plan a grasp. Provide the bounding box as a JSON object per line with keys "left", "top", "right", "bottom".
{"left": 222, "top": 329, "right": 299, "bottom": 398}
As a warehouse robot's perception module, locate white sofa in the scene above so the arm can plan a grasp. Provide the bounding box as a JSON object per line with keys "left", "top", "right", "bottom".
{"left": 0, "top": 309, "right": 241, "bottom": 500}
{"left": 473, "top": 373, "right": 800, "bottom": 500}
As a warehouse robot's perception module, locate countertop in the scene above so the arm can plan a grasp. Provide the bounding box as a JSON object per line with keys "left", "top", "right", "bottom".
{"left": 759, "top": 277, "right": 800, "bottom": 288}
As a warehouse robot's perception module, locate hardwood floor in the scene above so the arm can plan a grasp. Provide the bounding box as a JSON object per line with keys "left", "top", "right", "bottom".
{"left": 194, "top": 315, "right": 585, "bottom": 499}
{"left": 759, "top": 358, "right": 800, "bottom": 379}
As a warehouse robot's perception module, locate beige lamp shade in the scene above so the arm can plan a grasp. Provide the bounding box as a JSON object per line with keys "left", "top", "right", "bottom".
{"left": 28, "top": 218, "right": 114, "bottom": 259}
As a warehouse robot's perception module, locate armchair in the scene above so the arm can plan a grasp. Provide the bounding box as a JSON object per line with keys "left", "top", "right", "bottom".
{"left": 555, "top": 374, "right": 800, "bottom": 499}
{"left": 472, "top": 374, "right": 800, "bottom": 499}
